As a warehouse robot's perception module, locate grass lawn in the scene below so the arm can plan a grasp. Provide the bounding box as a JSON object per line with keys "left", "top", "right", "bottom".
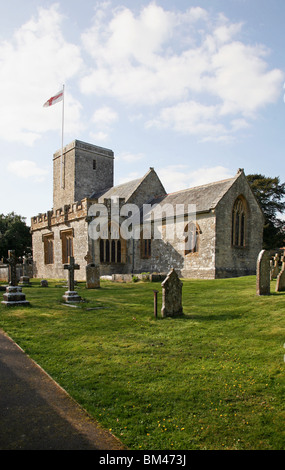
{"left": 0, "top": 276, "right": 284, "bottom": 450}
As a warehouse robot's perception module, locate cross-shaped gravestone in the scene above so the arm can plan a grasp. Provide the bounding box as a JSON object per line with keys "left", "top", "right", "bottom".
{"left": 64, "top": 256, "right": 80, "bottom": 292}
{"left": 7, "top": 250, "right": 18, "bottom": 286}
{"left": 23, "top": 255, "right": 29, "bottom": 276}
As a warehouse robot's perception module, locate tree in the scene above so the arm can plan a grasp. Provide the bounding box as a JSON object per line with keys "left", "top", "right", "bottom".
{"left": 247, "top": 174, "right": 285, "bottom": 249}
{"left": 0, "top": 212, "right": 32, "bottom": 259}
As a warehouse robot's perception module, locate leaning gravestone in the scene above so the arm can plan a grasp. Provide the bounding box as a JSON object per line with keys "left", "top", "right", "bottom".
{"left": 2, "top": 250, "right": 30, "bottom": 306}
{"left": 161, "top": 268, "right": 183, "bottom": 317}
{"left": 63, "top": 256, "right": 81, "bottom": 302}
{"left": 256, "top": 250, "right": 271, "bottom": 296}
{"left": 85, "top": 252, "right": 100, "bottom": 289}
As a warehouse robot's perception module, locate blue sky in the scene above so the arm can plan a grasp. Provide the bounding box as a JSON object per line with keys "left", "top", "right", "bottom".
{"left": 1, "top": 0, "right": 285, "bottom": 223}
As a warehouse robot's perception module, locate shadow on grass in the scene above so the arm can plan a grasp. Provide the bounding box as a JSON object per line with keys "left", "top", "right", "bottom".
{"left": 179, "top": 313, "right": 242, "bottom": 321}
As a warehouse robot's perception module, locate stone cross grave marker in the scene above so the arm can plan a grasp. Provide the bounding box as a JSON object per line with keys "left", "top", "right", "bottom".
{"left": 2, "top": 250, "right": 30, "bottom": 306}
{"left": 256, "top": 250, "right": 271, "bottom": 295}
{"left": 19, "top": 255, "right": 31, "bottom": 286}
{"left": 7, "top": 250, "right": 17, "bottom": 286}
{"left": 63, "top": 256, "right": 81, "bottom": 302}
{"left": 161, "top": 268, "right": 183, "bottom": 317}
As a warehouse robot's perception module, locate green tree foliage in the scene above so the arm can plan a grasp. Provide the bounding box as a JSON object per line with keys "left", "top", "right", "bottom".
{"left": 247, "top": 174, "right": 285, "bottom": 249}
{"left": 0, "top": 212, "right": 32, "bottom": 259}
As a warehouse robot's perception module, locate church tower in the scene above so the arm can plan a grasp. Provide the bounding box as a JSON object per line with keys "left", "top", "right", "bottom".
{"left": 53, "top": 140, "right": 114, "bottom": 209}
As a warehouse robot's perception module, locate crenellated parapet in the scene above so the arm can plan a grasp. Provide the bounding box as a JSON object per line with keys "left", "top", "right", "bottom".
{"left": 31, "top": 198, "right": 94, "bottom": 232}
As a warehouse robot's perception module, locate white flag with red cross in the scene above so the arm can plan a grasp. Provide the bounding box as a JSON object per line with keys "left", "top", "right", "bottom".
{"left": 43, "top": 89, "right": 64, "bottom": 107}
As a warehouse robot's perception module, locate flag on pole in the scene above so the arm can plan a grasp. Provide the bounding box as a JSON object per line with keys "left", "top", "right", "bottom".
{"left": 43, "top": 85, "right": 65, "bottom": 189}
{"left": 43, "top": 89, "right": 64, "bottom": 108}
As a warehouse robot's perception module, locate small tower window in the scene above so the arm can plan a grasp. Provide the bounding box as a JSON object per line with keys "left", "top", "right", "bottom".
{"left": 93, "top": 159, "right": 96, "bottom": 170}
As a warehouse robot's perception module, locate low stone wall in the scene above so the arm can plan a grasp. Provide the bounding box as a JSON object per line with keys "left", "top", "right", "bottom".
{"left": 0, "top": 264, "right": 33, "bottom": 282}
{"left": 106, "top": 273, "right": 167, "bottom": 283}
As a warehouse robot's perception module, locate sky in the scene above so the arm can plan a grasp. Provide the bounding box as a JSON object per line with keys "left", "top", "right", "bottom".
{"left": 1, "top": 0, "right": 285, "bottom": 224}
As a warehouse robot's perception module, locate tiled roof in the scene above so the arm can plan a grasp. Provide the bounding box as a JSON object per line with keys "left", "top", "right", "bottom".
{"left": 148, "top": 177, "right": 237, "bottom": 213}
{"left": 89, "top": 177, "right": 143, "bottom": 202}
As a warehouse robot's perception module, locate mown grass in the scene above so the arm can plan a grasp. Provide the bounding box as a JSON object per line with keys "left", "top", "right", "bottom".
{"left": 0, "top": 276, "right": 284, "bottom": 450}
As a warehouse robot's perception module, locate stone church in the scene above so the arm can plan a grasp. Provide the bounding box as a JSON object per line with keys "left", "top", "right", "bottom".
{"left": 31, "top": 139, "right": 264, "bottom": 281}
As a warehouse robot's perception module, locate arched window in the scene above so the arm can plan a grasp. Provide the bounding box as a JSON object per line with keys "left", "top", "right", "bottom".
{"left": 184, "top": 222, "right": 200, "bottom": 255}
{"left": 99, "top": 222, "right": 126, "bottom": 264}
{"left": 232, "top": 197, "right": 247, "bottom": 247}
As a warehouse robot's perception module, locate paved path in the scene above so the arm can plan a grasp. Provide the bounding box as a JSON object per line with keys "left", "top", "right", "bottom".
{"left": 0, "top": 329, "right": 126, "bottom": 450}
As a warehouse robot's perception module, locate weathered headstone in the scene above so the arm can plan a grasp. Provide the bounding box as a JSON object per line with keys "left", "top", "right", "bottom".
{"left": 161, "top": 268, "right": 183, "bottom": 317}
{"left": 40, "top": 279, "right": 48, "bottom": 287}
{"left": 63, "top": 256, "right": 81, "bottom": 302}
{"left": 85, "top": 252, "right": 100, "bottom": 289}
{"left": 19, "top": 257, "right": 31, "bottom": 286}
{"left": 276, "top": 256, "right": 285, "bottom": 292}
{"left": 7, "top": 250, "right": 18, "bottom": 286}
{"left": 2, "top": 251, "right": 30, "bottom": 306}
{"left": 270, "top": 253, "right": 280, "bottom": 280}
{"left": 256, "top": 250, "right": 271, "bottom": 296}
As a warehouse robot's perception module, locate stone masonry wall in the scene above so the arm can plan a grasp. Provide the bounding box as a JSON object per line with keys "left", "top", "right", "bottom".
{"left": 215, "top": 171, "right": 264, "bottom": 278}
{"left": 53, "top": 140, "right": 114, "bottom": 210}
{"left": 31, "top": 200, "right": 90, "bottom": 281}
{"left": 132, "top": 212, "right": 216, "bottom": 279}
{"left": 32, "top": 218, "right": 89, "bottom": 281}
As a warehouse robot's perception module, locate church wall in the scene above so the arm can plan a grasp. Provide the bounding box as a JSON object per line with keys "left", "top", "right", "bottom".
{"left": 214, "top": 173, "right": 263, "bottom": 278}
{"left": 132, "top": 212, "right": 216, "bottom": 279}
{"left": 127, "top": 168, "right": 166, "bottom": 208}
{"left": 32, "top": 216, "right": 89, "bottom": 281}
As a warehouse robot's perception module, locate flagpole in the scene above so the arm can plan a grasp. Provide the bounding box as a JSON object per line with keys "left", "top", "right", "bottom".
{"left": 61, "top": 84, "right": 65, "bottom": 189}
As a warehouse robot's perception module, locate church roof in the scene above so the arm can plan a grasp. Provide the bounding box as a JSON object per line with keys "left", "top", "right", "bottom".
{"left": 90, "top": 175, "right": 146, "bottom": 202}
{"left": 148, "top": 175, "right": 238, "bottom": 213}
{"left": 90, "top": 169, "right": 241, "bottom": 213}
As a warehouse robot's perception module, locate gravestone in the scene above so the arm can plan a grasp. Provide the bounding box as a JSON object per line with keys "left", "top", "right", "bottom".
{"left": 40, "top": 279, "right": 48, "bottom": 287}
{"left": 63, "top": 256, "right": 81, "bottom": 302}
{"left": 270, "top": 253, "right": 280, "bottom": 280}
{"left": 85, "top": 252, "right": 100, "bottom": 289}
{"left": 161, "top": 268, "right": 183, "bottom": 317}
{"left": 2, "top": 250, "right": 30, "bottom": 306}
{"left": 276, "top": 256, "right": 285, "bottom": 292}
{"left": 7, "top": 250, "right": 18, "bottom": 286}
{"left": 19, "top": 256, "right": 31, "bottom": 286}
{"left": 256, "top": 250, "right": 271, "bottom": 296}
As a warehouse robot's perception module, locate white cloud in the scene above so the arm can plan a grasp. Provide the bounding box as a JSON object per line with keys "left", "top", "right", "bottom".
{"left": 91, "top": 106, "right": 118, "bottom": 141}
{"left": 0, "top": 4, "right": 83, "bottom": 145}
{"left": 158, "top": 165, "right": 233, "bottom": 193}
{"left": 117, "top": 172, "right": 140, "bottom": 185}
{"left": 92, "top": 106, "right": 118, "bottom": 126}
{"left": 147, "top": 100, "right": 228, "bottom": 141}
{"left": 89, "top": 131, "right": 108, "bottom": 142}
{"left": 7, "top": 160, "right": 49, "bottom": 182}
{"left": 116, "top": 152, "right": 144, "bottom": 163}
{"left": 80, "top": 2, "right": 284, "bottom": 142}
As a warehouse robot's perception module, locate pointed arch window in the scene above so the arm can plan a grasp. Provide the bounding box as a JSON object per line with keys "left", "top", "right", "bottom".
{"left": 232, "top": 197, "right": 247, "bottom": 247}
{"left": 184, "top": 222, "right": 200, "bottom": 255}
